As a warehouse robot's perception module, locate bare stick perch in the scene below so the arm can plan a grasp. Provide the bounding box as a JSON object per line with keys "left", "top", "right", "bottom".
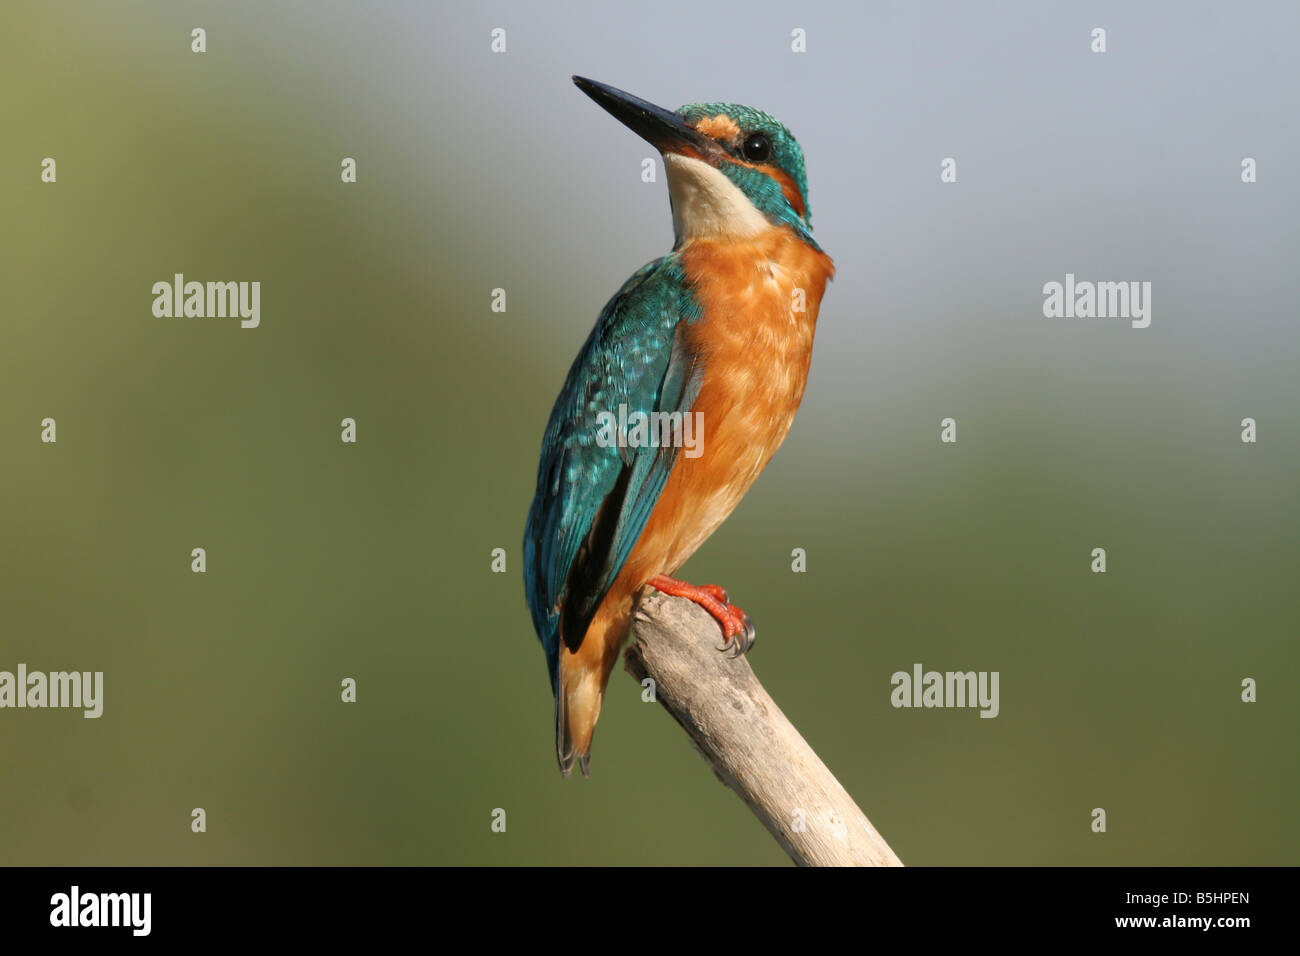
{"left": 625, "top": 590, "right": 903, "bottom": 867}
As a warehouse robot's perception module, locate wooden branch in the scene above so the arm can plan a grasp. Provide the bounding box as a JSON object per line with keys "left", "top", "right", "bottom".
{"left": 625, "top": 591, "right": 903, "bottom": 867}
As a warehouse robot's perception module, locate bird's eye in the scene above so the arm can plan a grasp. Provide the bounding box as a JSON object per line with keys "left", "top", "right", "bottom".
{"left": 742, "top": 133, "right": 772, "bottom": 162}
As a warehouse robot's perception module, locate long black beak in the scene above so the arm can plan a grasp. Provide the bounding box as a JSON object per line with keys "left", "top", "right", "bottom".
{"left": 572, "top": 76, "right": 719, "bottom": 160}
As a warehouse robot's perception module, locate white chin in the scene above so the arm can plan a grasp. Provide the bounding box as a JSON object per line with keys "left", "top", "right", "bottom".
{"left": 664, "top": 153, "right": 770, "bottom": 242}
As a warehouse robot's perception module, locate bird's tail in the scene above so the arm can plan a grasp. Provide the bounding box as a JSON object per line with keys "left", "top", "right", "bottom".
{"left": 556, "top": 650, "right": 602, "bottom": 777}
{"left": 555, "top": 608, "right": 631, "bottom": 777}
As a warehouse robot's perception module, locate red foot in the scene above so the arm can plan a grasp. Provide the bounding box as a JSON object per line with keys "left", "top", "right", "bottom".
{"left": 647, "top": 574, "right": 756, "bottom": 656}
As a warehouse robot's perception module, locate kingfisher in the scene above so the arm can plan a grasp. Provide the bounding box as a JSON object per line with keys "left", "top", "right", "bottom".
{"left": 524, "top": 77, "right": 834, "bottom": 776}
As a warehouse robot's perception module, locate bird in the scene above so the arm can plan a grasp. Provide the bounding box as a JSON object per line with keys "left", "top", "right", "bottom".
{"left": 524, "top": 76, "right": 834, "bottom": 776}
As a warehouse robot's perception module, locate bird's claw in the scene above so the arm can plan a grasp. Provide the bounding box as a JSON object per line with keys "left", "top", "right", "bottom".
{"left": 646, "top": 574, "right": 756, "bottom": 658}
{"left": 699, "top": 584, "right": 730, "bottom": 604}
{"left": 717, "top": 604, "right": 756, "bottom": 658}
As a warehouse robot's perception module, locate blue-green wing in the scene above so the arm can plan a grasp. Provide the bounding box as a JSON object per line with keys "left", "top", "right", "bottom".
{"left": 523, "top": 254, "right": 702, "bottom": 690}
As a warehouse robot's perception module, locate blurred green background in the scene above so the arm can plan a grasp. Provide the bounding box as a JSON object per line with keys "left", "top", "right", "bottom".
{"left": 2, "top": 1, "right": 1296, "bottom": 865}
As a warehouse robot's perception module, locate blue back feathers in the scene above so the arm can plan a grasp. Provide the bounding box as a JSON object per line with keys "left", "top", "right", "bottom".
{"left": 524, "top": 255, "right": 703, "bottom": 690}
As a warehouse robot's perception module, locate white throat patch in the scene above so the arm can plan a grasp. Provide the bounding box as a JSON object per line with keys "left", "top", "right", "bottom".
{"left": 663, "top": 153, "right": 769, "bottom": 242}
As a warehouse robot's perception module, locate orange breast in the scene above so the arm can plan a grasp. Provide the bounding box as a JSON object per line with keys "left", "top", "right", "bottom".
{"left": 558, "top": 227, "right": 835, "bottom": 748}
{"left": 619, "top": 228, "right": 835, "bottom": 585}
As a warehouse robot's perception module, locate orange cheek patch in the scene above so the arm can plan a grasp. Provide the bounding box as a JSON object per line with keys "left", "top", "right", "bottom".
{"left": 688, "top": 116, "right": 808, "bottom": 220}
{"left": 726, "top": 155, "right": 808, "bottom": 220}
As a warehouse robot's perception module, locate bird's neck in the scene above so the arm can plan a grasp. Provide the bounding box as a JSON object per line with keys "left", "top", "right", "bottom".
{"left": 679, "top": 227, "right": 835, "bottom": 330}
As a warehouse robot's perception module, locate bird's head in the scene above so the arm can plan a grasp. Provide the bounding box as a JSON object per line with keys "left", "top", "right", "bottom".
{"left": 573, "top": 76, "right": 819, "bottom": 249}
